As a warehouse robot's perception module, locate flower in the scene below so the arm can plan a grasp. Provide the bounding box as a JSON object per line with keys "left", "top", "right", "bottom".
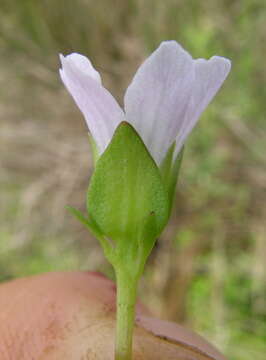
{"left": 59, "top": 41, "right": 231, "bottom": 165}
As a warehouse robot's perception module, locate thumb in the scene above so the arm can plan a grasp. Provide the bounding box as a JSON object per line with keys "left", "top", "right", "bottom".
{"left": 0, "top": 271, "right": 226, "bottom": 360}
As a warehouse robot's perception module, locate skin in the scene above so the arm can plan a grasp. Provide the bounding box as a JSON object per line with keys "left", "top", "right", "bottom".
{"left": 0, "top": 271, "right": 226, "bottom": 360}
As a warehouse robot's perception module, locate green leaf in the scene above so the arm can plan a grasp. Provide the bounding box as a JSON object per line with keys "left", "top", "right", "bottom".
{"left": 160, "top": 144, "right": 184, "bottom": 212}
{"left": 87, "top": 122, "right": 170, "bottom": 272}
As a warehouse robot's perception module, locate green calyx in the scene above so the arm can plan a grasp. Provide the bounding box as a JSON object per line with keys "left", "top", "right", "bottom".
{"left": 70, "top": 122, "right": 183, "bottom": 277}
{"left": 87, "top": 122, "right": 169, "bottom": 275}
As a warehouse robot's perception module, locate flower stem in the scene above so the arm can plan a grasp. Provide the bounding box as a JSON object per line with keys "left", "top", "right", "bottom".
{"left": 115, "top": 270, "right": 138, "bottom": 360}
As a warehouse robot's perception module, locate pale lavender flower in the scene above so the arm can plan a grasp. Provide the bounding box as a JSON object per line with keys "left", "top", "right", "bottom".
{"left": 59, "top": 41, "right": 231, "bottom": 165}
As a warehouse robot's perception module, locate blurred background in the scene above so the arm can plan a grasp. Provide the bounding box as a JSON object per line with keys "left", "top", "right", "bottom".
{"left": 0, "top": 0, "right": 265, "bottom": 359}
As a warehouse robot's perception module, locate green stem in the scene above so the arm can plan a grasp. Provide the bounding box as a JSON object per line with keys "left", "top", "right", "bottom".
{"left": 115, "top": 270, "right": 138, "bottom": 360}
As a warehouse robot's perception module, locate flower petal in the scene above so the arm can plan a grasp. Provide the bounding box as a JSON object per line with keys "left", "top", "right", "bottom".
{"left": 59, "top": 53, "right": 125, "bottom": 153}
{"left": 124, "top": 41, "right": 195, "bottom": 165}
{"left": 174, "top": 56, "right": 231, "bottom": 155}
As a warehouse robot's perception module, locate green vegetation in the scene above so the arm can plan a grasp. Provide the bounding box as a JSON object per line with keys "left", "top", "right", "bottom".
{"left": 0, "top": 1, "right": 265, "bottom": 359}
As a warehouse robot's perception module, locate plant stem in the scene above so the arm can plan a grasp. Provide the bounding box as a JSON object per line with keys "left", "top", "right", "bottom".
{"left": 115, "top": 270, "right": 138, "bottom": 360}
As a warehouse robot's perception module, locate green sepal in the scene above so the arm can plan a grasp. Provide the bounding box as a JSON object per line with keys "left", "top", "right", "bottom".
{"left": 66, "top": 205, "right": 115, "bottom": 262}
{"left": 133, "top": 210, "right": 158, "bottom": 276}
{"left": 160, "top": 144, "right": 184, "bottom": 212}
{"left": 87, "top": 122, "right": 170, "bottom": 273}
{"left": 66, "top": 205, "right": 103, "bottom": 237}
{"left": 88, "top": 133, "right": 100, "bottom": 165}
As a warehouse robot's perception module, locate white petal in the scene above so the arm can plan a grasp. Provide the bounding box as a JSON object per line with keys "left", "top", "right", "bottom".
{"left": 174, "top": 56, "right": 231, "bottom": 155}
{"left": 124, "top": 41, "right": 195, "bottom": 165}
{"left": 62, "top": 53, "right": 102, "bottom": 84}
{"left": 59, "top": 53, "right": 125, "bottom": 153}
